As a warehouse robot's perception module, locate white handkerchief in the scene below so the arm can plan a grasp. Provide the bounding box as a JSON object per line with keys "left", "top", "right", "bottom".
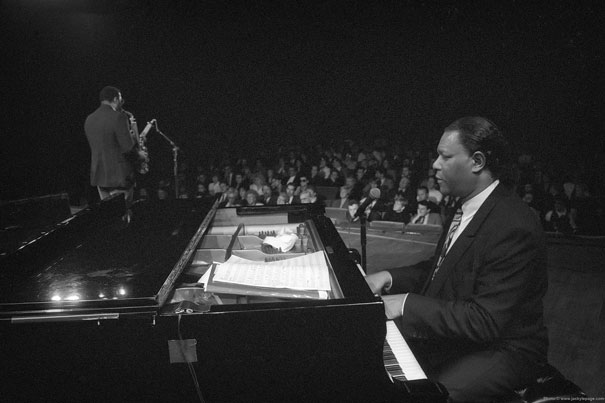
{"left": 262, "top": 233, "right": 299, "bottom": 252}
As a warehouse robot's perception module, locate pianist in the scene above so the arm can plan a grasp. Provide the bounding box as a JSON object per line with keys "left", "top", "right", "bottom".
{"left": 365, "top": 117, "right": 548, "bottom": 402}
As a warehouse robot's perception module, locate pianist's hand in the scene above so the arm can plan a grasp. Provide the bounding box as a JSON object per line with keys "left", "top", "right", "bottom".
{"left": 382, "top": 294, "right": 407, "bottom": 320}
{"left": 364, "top": 271, "right": 393, "bottom": 295}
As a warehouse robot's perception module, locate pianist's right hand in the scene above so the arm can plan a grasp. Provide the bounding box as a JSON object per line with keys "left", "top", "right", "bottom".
{"left": 364, "top": 271, "right": 393, "bottom": 295}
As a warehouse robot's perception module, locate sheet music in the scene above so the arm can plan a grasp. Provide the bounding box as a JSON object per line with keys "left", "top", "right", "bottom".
{"left": 211, "top": 252, "right": 331, "bottom": 291}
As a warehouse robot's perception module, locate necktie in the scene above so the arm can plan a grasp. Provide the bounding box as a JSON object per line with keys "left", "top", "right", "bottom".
{"left": 432, "top": 207, "right": 463, "bottom": 280}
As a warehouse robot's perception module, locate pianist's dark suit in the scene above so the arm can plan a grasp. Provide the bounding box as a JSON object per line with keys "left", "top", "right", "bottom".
{"left": 388, "top": 184, "right": 548, "bottom": 402}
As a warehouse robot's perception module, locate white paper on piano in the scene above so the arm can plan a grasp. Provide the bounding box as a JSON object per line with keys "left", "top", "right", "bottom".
{"left": 210, "top": 252, "right": 331, "bottom": 291}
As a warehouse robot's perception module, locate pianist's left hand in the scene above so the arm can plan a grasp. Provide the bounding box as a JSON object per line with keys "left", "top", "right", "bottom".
{"left": 364, "top": 271, "right": 393, "bottom": 294}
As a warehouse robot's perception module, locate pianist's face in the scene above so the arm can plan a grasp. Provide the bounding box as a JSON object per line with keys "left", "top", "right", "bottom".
{"left": 433, "top": 130, "right": 476, "bottom": 199}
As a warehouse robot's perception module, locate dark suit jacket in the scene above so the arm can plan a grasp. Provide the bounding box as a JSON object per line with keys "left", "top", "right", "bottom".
{"left": 388, "top": 184, "right": 548, "bottom": 360}
{"left": 84, "top": 104, "right": 136, "bottom": 188}
{"left": 286, "top": 195, "right": 301, "bottom": 205}
{"left": 409, "top": 212, "right": 443, "bottom": 226}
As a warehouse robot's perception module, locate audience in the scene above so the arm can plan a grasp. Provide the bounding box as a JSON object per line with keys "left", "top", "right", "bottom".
{"left": 128, "top": 135, "right": 602, "bottom": 236}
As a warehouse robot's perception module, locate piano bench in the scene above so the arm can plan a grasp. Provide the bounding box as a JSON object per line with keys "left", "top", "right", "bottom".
{"left": 501, "top": 363, "right": 587, "bottom": 403}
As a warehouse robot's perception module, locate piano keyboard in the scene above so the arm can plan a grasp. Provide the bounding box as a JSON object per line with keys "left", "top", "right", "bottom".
{"left": 384, "top": 320, "right": 427, "bottom": 382}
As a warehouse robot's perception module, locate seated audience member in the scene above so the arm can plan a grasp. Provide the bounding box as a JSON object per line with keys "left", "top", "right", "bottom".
{"left": 265, "top": 168, "right": 276, "bottom": 186}
{"left": 244, "top": 190, "right": 263, "bottom": 206}
{"left": 331, "top": 156, "right": 346, "bottom": 175}
{"left": 194, "top": 182, "right": 208, "bottom": 199}
{"left": 208, "top": 174, "right": 221, "bottom": 196}
{"left": 270, "top": 176, "right": 284, "bottom": 194}
{"left": 296, "top": 175, "right": 310, "bottom": 196}
{"left": 400, "top": 165, "right": 413, "bottom": 184}
{"left": 307, "top": 164, "right": 321, "bottom": 185}
{"left": 358, "top": 191, "right": 383, "bottom": 222}
{"left": 320, "top": 166, "right": 333, "bottom": 185}
{"left": 274, "top": 157, "right": 287, "bottom": 177}
{"left": 260, "top": 185, "right": 274, "bottom": 205}
{"left": 426, "top": 176, "right": 443, "bottom": 204}
{"left": 332, "top": 175, "right": 364, "bottom": 208}
{"left": 309, "top": 186, "right": 324, "bottom": 204}
{"left": 219, "top": 188, "right": 239, "bottom": 207}
{"left": 382, "top": 194, "right": 412, "bottom": 223}
{"left": 285, "top": 183, "right": 300, "bottom": 204}
{"left": 276, "top": 191, "right": 288, "bottom": 205}
{"left": 195, "top": 171, "right": 208, "bottom": 187}
{"left": 233, "top": 172, "right": 248, "bottom": 191}
{"left": 521, "top": 191, "right": 541, "bottom": 218}
{"left": 396, "top": 176, "right": 415, "bottom": 203}
{"left": 415, "top": 185, "right": 439, "bottom": 213}
{"left": 345, "top": 199, "right": 361, "bottom": 223}
{"left": 355, "top": 166, "right": 368, "bottom": 186}
{"left": 222, "top": 164, "right": 235, "bottom": 187}
{"left": 381, "top": 176, "right": 398, "bottom": 203}
{"left": 326, "top": 168, "right": 344, "bottom": 187}
{"left": 238, "top": 186, "right": 247, "bottom": 202}
{"left": 249, "top": 174, "right": 266, "bottom": 195}
{"left": 283, "top": 166, "right": 299, "bottom": 187}
{"left": 299, "top": 190, "right": 313, "bottom": 204}
{"left": 300, "top": 185, "right": 321, "bottom": 204}
{"left": 365, "top": 116, "right": 548, "bottom": 402}
{"left": 342, "top": 151, "right": 357, "bottom": 172}
{"left": 544, "top": 195, "right": 577, "bottom": 234}
{"left": 409, "top": 200, "right": 443, "bottom": 226}
{"left": 375, "top": 167, "right": 387, "bottom": 187}
{"left": 215, "top": 182, "right": 229, "bottom": 203}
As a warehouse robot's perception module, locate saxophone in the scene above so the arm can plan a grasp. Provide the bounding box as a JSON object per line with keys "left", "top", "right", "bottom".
{"left": 124, "top": 110, "right": 152, "bottom": 175}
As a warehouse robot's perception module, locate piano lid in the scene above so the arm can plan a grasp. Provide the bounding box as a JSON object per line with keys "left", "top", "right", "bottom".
{"left": 0, "top": 199, "right": 213, "bottom": 318}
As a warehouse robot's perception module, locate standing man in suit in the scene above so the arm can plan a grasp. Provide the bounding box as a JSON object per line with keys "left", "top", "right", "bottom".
{"left": 366, "top": 117, "right": 548, "bottom": 402}
{"left": 85, "top": 86, "right": 146, "bottom": 217}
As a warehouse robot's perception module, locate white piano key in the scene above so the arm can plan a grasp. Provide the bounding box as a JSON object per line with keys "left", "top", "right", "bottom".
{"left": 384, "top": 320, "right": 427, "bottom": 381}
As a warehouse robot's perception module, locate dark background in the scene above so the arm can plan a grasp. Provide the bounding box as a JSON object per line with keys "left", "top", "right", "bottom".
{"left": 1, "top": 0, "right": 603, "bottom": 202}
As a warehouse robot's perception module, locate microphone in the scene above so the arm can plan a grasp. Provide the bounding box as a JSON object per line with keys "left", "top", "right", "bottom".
{"left": 139, "top": 119, "right": 156, "bottom": 138}
{"left": 354, "top": 188, "right": 381, "bottom": 218}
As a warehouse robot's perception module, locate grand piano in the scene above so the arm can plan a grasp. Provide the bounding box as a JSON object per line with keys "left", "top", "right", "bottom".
{"left": 0, "top": 195, "right": 447, "bottom": 403}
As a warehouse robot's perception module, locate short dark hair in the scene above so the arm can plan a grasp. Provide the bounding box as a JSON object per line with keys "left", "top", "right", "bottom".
{"left": 417, "top": 200, "right": 429, "bottom": 208}
{"left": 444, "top": 116, "right": 509, "bottom": 178}
{"left": 99, "top": 86, "right": 121, "bottom": 102}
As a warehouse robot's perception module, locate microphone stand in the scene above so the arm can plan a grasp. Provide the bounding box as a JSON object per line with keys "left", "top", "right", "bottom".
{"left": 357, "top": 209, "right": 368, "bottom": 273}
{"left": 354, "top": 192, "right": 378, "bottom": 274}
{"left": 153, "top": 121, "right": 180, "bottom": 199}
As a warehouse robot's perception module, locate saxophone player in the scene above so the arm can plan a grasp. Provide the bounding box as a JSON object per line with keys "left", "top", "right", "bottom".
{"left": 84, "top": 86, "right": 148, "bottom": 220}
